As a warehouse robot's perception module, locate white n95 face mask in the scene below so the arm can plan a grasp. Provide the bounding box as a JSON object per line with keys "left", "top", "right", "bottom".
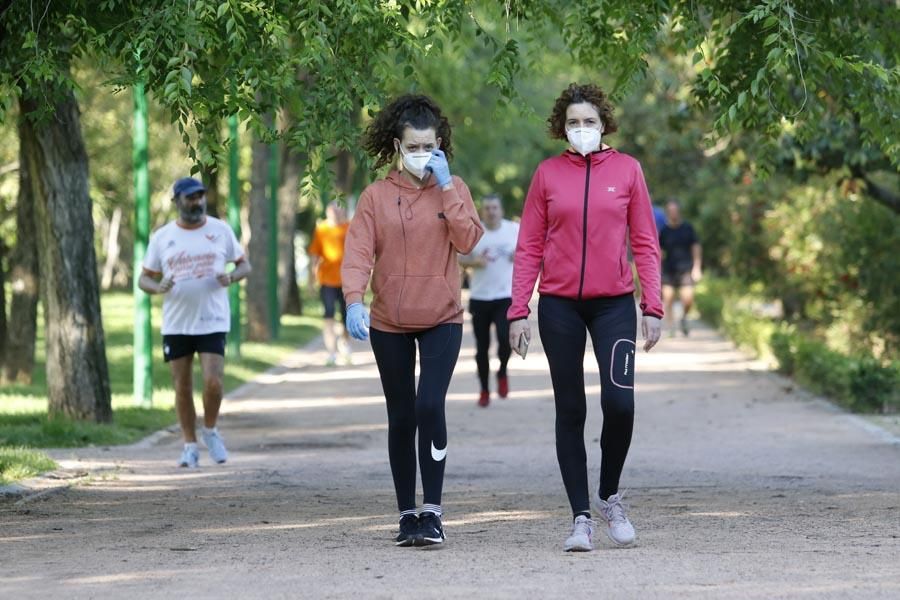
{"left": 566, "top": 127, "right": 602, "bottom": 156}
{"left": 400, "top": 149, "right": 432, "bottom": 178}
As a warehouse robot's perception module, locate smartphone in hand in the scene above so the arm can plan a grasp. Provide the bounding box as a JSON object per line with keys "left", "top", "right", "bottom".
{"left": 515, "top": 332, "right": 529, "bottom": 359}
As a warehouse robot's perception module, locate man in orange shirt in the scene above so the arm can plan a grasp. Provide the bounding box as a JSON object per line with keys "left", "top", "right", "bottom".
{"left": 308, "top": 201, "right": 351, "bottom": 366}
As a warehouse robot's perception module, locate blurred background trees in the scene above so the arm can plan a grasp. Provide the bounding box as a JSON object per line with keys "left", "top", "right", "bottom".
{"left": 0, "top": 0, "right": 896, "bottom": 419}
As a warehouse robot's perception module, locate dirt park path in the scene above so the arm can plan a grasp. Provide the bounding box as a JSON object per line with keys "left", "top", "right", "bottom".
{"left": 2, "top": 308, "right": 899, "bottom": 599}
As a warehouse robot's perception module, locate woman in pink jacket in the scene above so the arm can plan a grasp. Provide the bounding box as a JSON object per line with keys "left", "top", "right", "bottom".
{"left": 508, "top": 83, "right": 663, "bottom": 552}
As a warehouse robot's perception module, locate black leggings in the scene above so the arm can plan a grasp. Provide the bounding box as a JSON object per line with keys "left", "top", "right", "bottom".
{"left": 469, "top": 298, "right": 512, "bottom": 392}
{"left": 538, "top": 294, "right": 637, "bottom": 516}
{"left": 370, "top": 323, "right": 462, "bottom": 512}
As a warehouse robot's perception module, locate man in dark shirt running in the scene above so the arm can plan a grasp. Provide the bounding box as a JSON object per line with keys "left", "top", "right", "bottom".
{"left": 659, "top": 199, "right": 702, "bottom": 336}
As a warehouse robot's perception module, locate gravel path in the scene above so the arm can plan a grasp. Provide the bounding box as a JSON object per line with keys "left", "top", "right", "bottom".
{"left": 2, "top": 312, "right": 898, "bottom": 599}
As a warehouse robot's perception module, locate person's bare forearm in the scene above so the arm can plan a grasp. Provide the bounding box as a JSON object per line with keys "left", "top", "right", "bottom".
{"left": 230, "top": 260, "right": 252, "bottom": 283}
{"left": 138, "top": 273, "right": 162, "bottom": 294}
{"left": 308, "top": 256, "right": 320, "bottom": 283}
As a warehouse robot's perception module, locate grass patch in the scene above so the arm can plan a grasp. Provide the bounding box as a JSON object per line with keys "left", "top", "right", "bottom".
{"left": 0, "top": 447, "right": 58, "bottom": 486}
{"left": 1, "top": 290, "right": 323, "bottom": 481}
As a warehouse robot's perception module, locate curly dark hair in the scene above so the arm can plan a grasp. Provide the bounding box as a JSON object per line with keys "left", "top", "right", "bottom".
{"left": 547, "top": 83, "right": 618, "bottom": 140}
{"left": 363, "top": 94, "right": 453, "bottom": 170}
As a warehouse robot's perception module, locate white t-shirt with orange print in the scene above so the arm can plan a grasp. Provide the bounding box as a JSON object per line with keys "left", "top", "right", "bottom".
{"left": 143, "top": 216, "right": 245, "bottom": 335}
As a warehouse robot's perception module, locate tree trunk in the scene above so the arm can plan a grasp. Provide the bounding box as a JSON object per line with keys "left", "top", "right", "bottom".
{"left": 284, "top": 253, "right": 303, "bottom": 315}
{"left": 201, "top": 163, "right": 221, "bottom": 218}
{"left": 4, "top": 116, "right": 40, "bottom": 384}
{"left": 246, "top": 128, "right": 272, "bottom": 341}
{"left": 100, "top": 206, "right": 122, "bottom": 290}
{"left": 278, "top": 141, "right": 303, "bottom": 316}
{"left": 0, "top": 239, "right": 7, "bottom": 370}
{"left": 19, "top": 91, "right": 112, "bottom": 422}
{"left": 335, "top": 148, "right": 353, "bottom": 195}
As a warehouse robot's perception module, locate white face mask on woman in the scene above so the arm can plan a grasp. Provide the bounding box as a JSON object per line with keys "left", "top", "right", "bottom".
{"left": 566, "top": 126, "right": 602, "bottom": 156}
{"left": 400, "top": 148, "right": 432, "bottom": 178}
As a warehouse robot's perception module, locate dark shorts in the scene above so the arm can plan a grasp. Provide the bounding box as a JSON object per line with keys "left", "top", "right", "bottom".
{"left": 163, "top": 332, "right": 227, "bottom": 362}
{"left": 662, "top": 270, "right": 694, "bottom": 288}
{"left": 320, "top": 285, "right": 347, "bottom": 320}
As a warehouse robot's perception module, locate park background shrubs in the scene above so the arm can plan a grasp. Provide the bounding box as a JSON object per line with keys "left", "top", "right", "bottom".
{"left": 696, "top": 278, "right": 899, "bottom": 414}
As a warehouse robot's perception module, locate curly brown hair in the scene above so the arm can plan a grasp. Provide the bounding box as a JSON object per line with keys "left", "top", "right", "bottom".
{"left": 363, "top": 94, "right": 453, "bottom": 170}
{"left": 547, "top": 83, "right": 618, "bottom": 140}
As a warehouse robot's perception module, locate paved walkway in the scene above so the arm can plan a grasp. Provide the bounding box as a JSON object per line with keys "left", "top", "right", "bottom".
{"left": 2, "top": 309, "right": 899, "bottom": 599}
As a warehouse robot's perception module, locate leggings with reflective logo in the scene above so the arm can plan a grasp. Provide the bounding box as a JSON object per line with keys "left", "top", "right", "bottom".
{"left": 370, "top": 323, "right": 462, "bottom": 513}
{"left": 537, "top": 293, "right": 636, "bottom": 516}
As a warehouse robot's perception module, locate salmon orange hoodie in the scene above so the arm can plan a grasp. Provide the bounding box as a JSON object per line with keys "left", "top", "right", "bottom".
{"left": 342, "top": 170, "right": 484, "bottom": 332}
{"left": 509, "top": 148, "right": 664, "bottom": 321}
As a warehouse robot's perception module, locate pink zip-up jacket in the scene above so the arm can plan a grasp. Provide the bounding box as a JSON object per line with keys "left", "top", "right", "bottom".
{"left": 508, "top": 148, "right": 664, "bottom": 321}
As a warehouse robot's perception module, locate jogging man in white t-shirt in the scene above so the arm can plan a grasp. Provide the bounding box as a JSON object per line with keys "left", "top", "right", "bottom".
{"left": 139, "top": 177, "right": 252, "bottom": 468}
{"left": 459, "top": 194, "right": 519, "bottom": 407}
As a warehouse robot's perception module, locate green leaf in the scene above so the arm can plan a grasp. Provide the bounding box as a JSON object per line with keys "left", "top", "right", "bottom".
{"left": 181, "top": 67, "right": 193, "bottom": 93}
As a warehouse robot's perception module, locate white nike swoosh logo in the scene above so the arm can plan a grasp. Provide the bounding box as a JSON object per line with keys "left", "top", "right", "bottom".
{"left": 431, "top": 442, "right": 447, "bottom": 462}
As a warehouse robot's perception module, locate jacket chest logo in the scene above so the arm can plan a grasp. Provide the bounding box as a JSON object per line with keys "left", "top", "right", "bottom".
{"left": 607, "top": 186, "right": 616, "bottom": 193}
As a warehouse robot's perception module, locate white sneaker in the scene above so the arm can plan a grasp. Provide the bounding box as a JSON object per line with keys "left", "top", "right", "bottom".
{"left": 178, "top": 444, "right": 199, "bottom": 468}
{"left": 563, "top": 515, "right": 595, "bottom": 552}
{"left": 201, "top": 428, "right": 228, "bottom": 464}
{"left": 594, "top": 491, "right": 636, "bottom": 546}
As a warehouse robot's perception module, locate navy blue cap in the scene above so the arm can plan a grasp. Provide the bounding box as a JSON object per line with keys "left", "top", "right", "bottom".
{"left": 172, "top": 177, "right": 206, "bottom": 197}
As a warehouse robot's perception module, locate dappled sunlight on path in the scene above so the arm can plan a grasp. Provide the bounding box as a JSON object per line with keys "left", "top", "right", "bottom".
{"left": 2, "top": 312, "right": 898, "bottom": 599}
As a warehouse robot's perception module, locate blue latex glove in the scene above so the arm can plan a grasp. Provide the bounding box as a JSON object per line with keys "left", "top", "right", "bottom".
{"left": 346, "top": 302, "right": 370, "bottom": 341}
{"left": 426, "top": 149, "right": 452, "bottom": 188}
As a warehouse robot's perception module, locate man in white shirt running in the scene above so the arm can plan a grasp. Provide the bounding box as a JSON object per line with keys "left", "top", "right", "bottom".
{"left": 459, "top": 194, "right": 519, "bottom": 407}
{"left": 139, "top": 177, "right": 252, "bottom": 468}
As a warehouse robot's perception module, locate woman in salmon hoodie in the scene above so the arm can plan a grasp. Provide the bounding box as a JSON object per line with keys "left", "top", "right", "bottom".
{"left": 508, "top": 83, "right": 663, "bottom": 552}
{"left": 341, "top": 94, "right": 483, "bottom": 548}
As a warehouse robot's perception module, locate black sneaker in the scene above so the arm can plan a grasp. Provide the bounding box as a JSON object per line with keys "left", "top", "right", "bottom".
{"left": 395, "top": 514, "right": 420, "bottom": 547}
{"left": 417, "top": 511, "right": 445, "bottom": 546}
{"left": 680, "top": 317, "right": 690, "bottom": 336}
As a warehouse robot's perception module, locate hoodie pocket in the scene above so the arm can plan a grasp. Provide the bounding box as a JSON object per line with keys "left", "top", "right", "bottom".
{"left": 618, "top": 247, "right": 629, "bottom": 282}
{"left": 541, "top": 239, "right": 556, "bottom": 281}
{"left": 397, "top": 275, "right": 459, "bottom": 327}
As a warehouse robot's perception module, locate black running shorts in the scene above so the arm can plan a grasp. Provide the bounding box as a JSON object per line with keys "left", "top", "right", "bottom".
{"left": 661, "top": 270, "right": 694, "bottom": 288}
{"left": 162, "top": 332, "right": 227, "bottom": 362}
{"left": 320, "top": 285, "right": 347, "bottom": 320}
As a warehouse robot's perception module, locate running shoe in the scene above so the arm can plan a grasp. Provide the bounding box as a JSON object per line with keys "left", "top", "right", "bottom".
{"left": 201, "top": 428, "right": 228, "bottom": 464}
{"left": 325, "top": 353, "right": 337, "bottom": 367}
{"left": 680, "top": 317, "right": 690, "bottom": 336}
{"left": 417, "top": 511, "right": 445, "bottom": 546}
{"left": 563, "top": 514, "right": 595, "bottom": 552}
{"left": 178, "top": 444, "right": 199, "bottom": 468}
{"left": 394, "top": 514, "right": 420, "bottom": 547}
{"left": 478, "top": 390, "right": 490, "bottom": 407}
{"left": 594, "top": 491, "right": 636, "bottom": 546}
{"left": 497, "top": 375, "right": 509, "bottom": 399}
